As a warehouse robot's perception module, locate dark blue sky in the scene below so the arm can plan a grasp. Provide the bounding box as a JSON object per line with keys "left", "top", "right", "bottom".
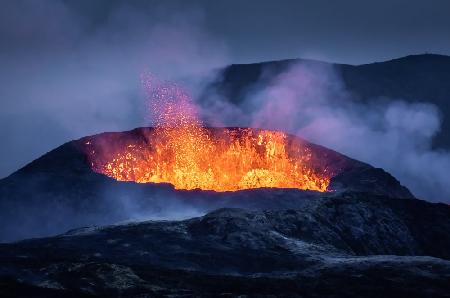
{"left": 2, "top": 0, "right": 450, "bottom": 64}
{"left": 57, "top": 0, "right": 450, "bottom": 63}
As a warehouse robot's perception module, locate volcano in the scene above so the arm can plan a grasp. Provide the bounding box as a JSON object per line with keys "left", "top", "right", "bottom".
{"left": 0, "top": 126, "right": 412, "bottom": 242}
{"left": 1, "top": 127, "right": 450, "bottom": 297}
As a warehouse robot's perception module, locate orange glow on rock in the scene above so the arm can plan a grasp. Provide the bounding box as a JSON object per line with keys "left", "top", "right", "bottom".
{"left": 86, "top": 127, "right": 330, "bottom": 192}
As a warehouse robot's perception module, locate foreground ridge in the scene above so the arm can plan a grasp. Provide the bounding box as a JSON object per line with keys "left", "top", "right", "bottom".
{"left": 1, "top": 193, "right": 449, "bottom": 297}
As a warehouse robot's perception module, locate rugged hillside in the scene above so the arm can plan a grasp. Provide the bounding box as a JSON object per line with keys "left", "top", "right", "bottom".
{"left": 1, "top": 194, "right": 450, "bottom": 297}
{"left": 208, "top": 54, "right": 450, "bottom": 149}
{"left": 0, "top": 127, "right": 412, "bottom": 242}
{"left": 0, "top": 127, "right": 448, "bottom": 296}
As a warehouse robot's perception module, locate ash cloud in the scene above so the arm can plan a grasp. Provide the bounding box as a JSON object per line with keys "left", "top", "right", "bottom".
{"left": 200, "top": 62, "right": 450, "bottom": 202}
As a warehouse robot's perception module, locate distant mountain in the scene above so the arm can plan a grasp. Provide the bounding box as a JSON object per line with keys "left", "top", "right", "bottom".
{"left": 208, "top": 54, "right": 450, "bottom": 149}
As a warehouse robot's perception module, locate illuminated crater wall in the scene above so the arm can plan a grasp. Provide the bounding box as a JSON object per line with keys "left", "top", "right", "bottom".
{"left": 85, "top": 127, "right": 342, "bottom": 192}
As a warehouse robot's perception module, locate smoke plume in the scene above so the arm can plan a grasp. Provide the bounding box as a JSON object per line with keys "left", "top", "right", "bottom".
{"left": 0, "top": 0, "right": 229, "bottom": 179}
{"left": 199, "top": 62, "right": 450, "bottom": 202}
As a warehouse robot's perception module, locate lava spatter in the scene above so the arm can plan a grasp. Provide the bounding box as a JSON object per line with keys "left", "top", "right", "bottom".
{"left": 86, "top": 74, "right": 331, "bottom": 192}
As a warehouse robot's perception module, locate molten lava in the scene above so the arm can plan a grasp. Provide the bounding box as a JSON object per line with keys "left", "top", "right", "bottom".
{"left": 86, "top": 128, "right": 330, "bottom": 192}
{"left": 85, "top": 74, "right": 331, "bottom": 192}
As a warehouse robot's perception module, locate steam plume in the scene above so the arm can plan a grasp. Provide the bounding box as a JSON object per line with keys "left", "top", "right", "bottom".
{"left": 199, "top": 62, "right": 450, "bottom": 202}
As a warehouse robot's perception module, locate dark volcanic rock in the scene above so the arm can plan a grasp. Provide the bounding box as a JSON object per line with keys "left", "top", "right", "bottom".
{"left": 0, "top": 194, "right": 450, "bottom": 297}
{"left": 1, "top": 127, "right": 442, "bottom": 296}
{"left": 0, "top": 127, "right": 413, "bottom": 242}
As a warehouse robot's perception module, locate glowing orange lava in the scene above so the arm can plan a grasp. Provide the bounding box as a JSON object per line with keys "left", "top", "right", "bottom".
{"left": 85, "top": 74, "right": 331, "bottom": 192}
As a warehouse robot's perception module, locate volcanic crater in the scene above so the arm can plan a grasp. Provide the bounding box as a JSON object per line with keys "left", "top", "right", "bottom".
{"left": 0, "top": 126, "right": 412, "bottom": 242}
{"left": 81, "top": 126, "right": 413, "bottom": 197}
{"left": 86, "top": 127, "right": 339, "bottom": 192}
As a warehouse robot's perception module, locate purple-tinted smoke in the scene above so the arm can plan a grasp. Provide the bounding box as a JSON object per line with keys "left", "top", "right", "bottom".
{"left": 200, "top": 62, "right": 450, "bottom": 202}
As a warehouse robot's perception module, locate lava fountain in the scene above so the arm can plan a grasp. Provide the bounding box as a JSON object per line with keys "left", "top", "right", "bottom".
{"left": 85, "top": 74, "right": 332, "bottom": 192}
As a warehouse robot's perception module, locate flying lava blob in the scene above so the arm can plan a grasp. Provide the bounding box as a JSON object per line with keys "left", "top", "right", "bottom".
{"left": 85, "top": 74, "right": 331, "bottom": 192}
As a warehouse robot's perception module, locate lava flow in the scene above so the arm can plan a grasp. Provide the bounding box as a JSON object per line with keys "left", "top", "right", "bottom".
{"left": 85, "top": 74, "right": 331, "bottom": 192}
